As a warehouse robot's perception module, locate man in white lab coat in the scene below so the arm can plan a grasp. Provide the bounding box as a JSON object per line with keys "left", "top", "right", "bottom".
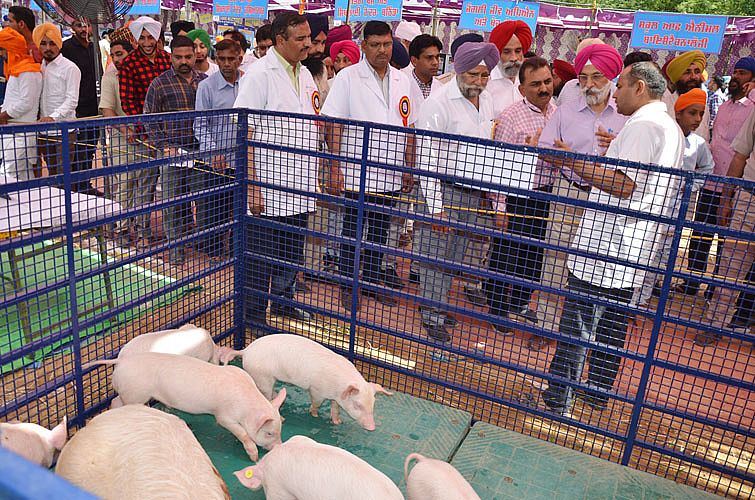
{"left": 234, "top": 11, "right": 321, "bottom": 332}
{"left": 321, "top": 20, "right": 422, "bottom": 311}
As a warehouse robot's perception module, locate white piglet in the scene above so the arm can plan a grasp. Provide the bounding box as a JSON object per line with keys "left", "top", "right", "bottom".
{"left": 404, "top": 453, "right": 481, "bottom": 500}
{"left": 0, "top": 416, "right": 67, "bottom": 467}
{"left": 235, "top": 435, "right": 404, "bottom": 500}
{"left": 220, "top": 334, "right": 392, "bottom": 430}
{"left": 88, "top": 352, "right": 285, "bottom": 461}
{"left": 56, "top": 405, "right": 230, "bottom": 500}
{"left": 117, "top": 323, "right": 222, "bottom": 363}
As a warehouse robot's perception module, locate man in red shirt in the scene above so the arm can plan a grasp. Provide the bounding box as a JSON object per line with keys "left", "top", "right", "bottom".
{"left": 117, "top": 16, "right": 171, "bottom": 248}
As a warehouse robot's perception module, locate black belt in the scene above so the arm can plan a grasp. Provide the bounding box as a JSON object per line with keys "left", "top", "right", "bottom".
{"left": 560, "top": 172, "right": 591, "bottom": 193}
{"left": 741, "top": 184, "right": 755, "bottom": 196}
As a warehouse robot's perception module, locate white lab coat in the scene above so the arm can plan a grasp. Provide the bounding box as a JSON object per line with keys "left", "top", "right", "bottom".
{"left": 321, "top": 58, "right": 423, "bottom": 193}
{"left": 234, "top": 49, "right": 320, "bottom": 217}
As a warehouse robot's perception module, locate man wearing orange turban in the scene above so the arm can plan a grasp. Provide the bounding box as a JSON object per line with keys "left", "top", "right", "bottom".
{"left": 487, "top": 20, "right": 533, "bottom": 116}
{"left": 0, "top": 28, "right": 42, "bottom": 181}
{"left": 661, "top": 50, "right": 711, "bottom": 142}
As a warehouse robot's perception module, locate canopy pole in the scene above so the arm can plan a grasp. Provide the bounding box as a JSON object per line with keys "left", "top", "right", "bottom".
{"left": 346, "top": 0, "right": 352, "bottom": 25}
{"left": 431, "top": 6, "right": 439, "bottom": 36}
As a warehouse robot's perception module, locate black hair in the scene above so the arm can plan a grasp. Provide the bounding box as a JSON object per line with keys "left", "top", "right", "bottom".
{"left": 110, "top": 39, "right": 133, "bottom": 53}
{"left": 363, "top": 21, "right": 391, "bottom": 40}
{"left": 408, "top": 34, "right": 442, "bottom": 59}
{"left": 623, "top": 51, "right": 653, "bottom": 68}
{"left": 256, "top": 24, "right": 273, "bottom": 43}
{"left": 223, "top": 30, "right": 249, "bottom": 52}
{"left": 215, "top": 39, "right": 241, "bottom": 54}
{"left": 519, "top": 56, "right": 550, "bottom": 84}
{"left": 170, "top": 35, "right": 194, "bottom": 51}
{"left": 8, "top": 6, "right": 35, "bottom": 31}
{"left": 170, "top": 21, "right": 195, "bottom": 39}
{"left": 271, "top": 12, "right": 307, "bottom": 45}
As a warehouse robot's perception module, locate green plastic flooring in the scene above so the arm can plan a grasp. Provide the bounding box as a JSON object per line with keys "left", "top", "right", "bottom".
{"left": 0, "top": 241, "right": 198, "bottom": 374}
{"left": 451, "top": 422, "right": 718, "bottom": 500}
{"left": 163, "top": 382, "right": 472, "bottom": 499}
{"left": 165, "top": 389, "right": 717, "bottom": 499}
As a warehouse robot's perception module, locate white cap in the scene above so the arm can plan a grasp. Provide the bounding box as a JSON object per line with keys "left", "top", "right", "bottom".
{"left": 395, "top": 20, "right": 422, "bottom": 43}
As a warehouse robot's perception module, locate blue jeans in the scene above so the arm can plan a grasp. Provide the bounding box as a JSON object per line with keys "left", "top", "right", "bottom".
{"left": 542, "top": 273, "right": 633, "bottom": 413}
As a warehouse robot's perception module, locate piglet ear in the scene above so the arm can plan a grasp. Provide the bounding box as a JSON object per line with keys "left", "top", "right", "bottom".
{"left": 271, "top": 387, "right": 287, "bottom": 410}
{"left": 371, "top": 383, "right": 394, "bottom": 396}
{"left": 234, "top": 466, "right": 263, "bottom": 490}
{"left": 341, "top": 384, "right": 360, "bottom": 400}
{"left": 48, "top": 416, "right": 68, "bottom": 451}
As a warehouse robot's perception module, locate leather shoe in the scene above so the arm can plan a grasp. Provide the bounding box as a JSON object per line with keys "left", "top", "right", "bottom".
{"left": 491, "top": 323, "right": 514, "bottom": 336}
{"left": 527, "top": 335, "right": 548, "bottom": 351}
{"left": 383, "top": 267, "right": 405, "bottom": 290}
{"left": 418, "top": 306, "right": 458, "bottom": 327}
{"left": 362, "top": 288, "right": 397, "bottom": 307}
{"left": 694, "top": 332, "right": 721, "bottom": 346}
{"left": 464, "top": 285, "right": 488, "bottom": 307}
{"left": 424, "top": 323, "right": 452, "bottom": 342}
{"left": 340, "top": 287, "right": 361, "bottom": 312}
{"left": 514, "top": 308, "right": 539, "bottom": 325}
{"left": 409, "top": 270, "right": 420, "bottom": 284}
{"left": 270, "top": 304, "right": 312, "bottom": 321}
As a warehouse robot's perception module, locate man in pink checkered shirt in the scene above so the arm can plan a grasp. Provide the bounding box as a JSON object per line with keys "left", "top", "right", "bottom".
{"left": 488, "top": 56, "right": 557, "bottom": 350}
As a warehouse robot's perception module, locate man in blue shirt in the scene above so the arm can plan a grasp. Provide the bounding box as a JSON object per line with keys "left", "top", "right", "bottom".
{"left": 194, "top": 38, "right": 241, "bottom": 260}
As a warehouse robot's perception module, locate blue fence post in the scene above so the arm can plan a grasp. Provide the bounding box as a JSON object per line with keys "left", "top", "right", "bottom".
{"left": 61, "top": 125, "right": 86, "bottom": 427}
{"left": 233, "top": 110, "right": 250, "bottom": 351}
{"left": 620, "top": 172, "right": 696, "bottom": 466}
{"left": 346, "top": 123, "right": 372, "bottom": 361}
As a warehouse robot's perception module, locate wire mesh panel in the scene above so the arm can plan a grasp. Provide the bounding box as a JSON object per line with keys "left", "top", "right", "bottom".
{"left": 239, "top": 110, "right": 753, "bottom": 498}
{"left": 0, "top": 111, "right": 246, "bottom": 434}
{"left": 0, "top": 108, "right": 752, "bottom": 498}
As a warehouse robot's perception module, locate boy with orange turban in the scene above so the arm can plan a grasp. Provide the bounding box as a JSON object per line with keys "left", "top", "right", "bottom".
{"left": 636, "top": 87, "right": 714, "bottom": 306}
{"left": 0, "top": 28, "right": 42, "bottom": 180}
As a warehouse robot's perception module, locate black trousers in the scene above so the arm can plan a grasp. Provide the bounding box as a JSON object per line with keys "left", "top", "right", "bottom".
{"left": 686, "top": 189, "right": 720, "bottom": 293}
{"left": 71, "top": 125, "right": 100, "bottom": 191}
{"left": 486, "top": 188, "right": 551, "bottom": 317}
{"left": 338, "top": 191, "right": 398, "bottom": 286}
{"left": 246, "top": 212, "right": 309, "bottom": 322}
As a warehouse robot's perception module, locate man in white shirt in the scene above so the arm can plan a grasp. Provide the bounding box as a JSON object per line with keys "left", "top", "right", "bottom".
{"left": 322, "top": 20, "right": 422, "bottom": 311}
{"left": 0, "top": 28, "right": 42, "bottom": 181}
{"left": 233, "top": 12, "right": 321, "bottom": 332}
{"left": 34, "top": 23, "right": 81, "bottom": 178}
{"left": 414, "top": 42, "right": 499, "bottom": 344}
{"left": 487, "top": 20, "right": 531, "bottom": 116}
{"left": 542, "top": 62, "right": 683, "bottom": 415}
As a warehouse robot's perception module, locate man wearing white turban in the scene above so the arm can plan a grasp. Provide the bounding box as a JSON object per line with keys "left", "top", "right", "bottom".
{"left": 117, "top": 16, "right": 171, "bottom": 248}
{"left": 412, "top": 42, "right": 500, "bottom": 349}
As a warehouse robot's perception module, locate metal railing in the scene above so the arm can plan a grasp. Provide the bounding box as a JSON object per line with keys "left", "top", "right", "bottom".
{"left": 0, "top": 109, "right": 751, "bottom": 497}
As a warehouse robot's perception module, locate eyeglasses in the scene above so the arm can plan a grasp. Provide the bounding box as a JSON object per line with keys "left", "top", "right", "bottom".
{"left": 464, "top": 71, "right": 490, "bottom": 82}
{"left": 578, "top": 72, "right": 607, "bottom": 84}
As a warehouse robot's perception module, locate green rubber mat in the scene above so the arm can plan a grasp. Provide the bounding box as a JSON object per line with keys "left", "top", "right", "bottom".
{"left": 451, "top": 422, "right": 717, "bottom": 500}
{"left": 0, "top": 241, "right": 200, "bottom": 374}
{"left": 163, "top": 382, "right": 472, "bottom": 498}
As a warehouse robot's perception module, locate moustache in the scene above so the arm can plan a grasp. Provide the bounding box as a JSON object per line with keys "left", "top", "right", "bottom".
{"left": 537, "top": 91, "right": 550, "bottom": 98}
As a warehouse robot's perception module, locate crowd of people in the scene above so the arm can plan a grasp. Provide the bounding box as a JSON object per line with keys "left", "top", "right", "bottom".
{"left": 0, "top": 6, "right": 754, "bottom": 415}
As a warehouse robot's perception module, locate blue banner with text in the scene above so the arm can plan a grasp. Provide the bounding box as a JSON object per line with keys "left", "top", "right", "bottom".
{"left": 334, "top": 0, "right": 403, "bottom": 22}
{"left": 213, "top": 0, "right": 269, "bottom": 20}
{"left": 458, "top": 1, "right": 539, "bottom": 33}
{"left": 630, "top": 12, "right": 727, "bottom": 54}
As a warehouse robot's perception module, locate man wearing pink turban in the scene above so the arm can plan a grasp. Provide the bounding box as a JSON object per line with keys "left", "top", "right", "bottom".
{"left": 330, "top": 40, "right": 359, "bottom": 74}
{"left": 535, "top": 42, "right": 628, "bottom": 338}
